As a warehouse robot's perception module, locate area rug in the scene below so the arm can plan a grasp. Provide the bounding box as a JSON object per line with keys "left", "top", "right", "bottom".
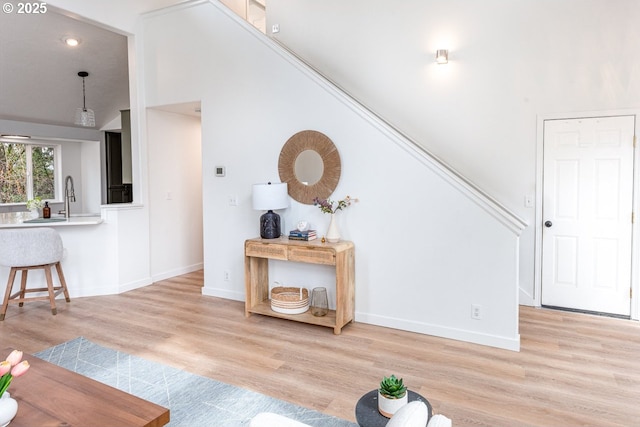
{"left": 34, "top": 337, "right": 356, "bottom": 427}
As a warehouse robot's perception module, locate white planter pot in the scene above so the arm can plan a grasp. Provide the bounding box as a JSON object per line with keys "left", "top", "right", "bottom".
{"left": 377, "top": 390, "right": 408, "bottom": 418}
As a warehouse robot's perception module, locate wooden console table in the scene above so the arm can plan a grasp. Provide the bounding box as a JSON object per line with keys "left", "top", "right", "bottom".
{"left": 244, "top": 237, "right": 355, "bottom": 334}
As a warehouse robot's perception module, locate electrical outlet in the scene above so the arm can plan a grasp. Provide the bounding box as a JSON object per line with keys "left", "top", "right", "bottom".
{"left": 223, "top": 271, "right": 230, "bottom": 281}
{"left": 228, "top": 195, "right": 238, "bottom": 206}
{"left": 272, "top": 24, "right": 280, "bottom": 33}
{"left": 471, "top": 304, "right": 483, "bottom": 320}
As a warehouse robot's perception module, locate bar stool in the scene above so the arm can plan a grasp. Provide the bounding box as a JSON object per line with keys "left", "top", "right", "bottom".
{"left": 0, "top": 228, "right": 70, "bottom": 320}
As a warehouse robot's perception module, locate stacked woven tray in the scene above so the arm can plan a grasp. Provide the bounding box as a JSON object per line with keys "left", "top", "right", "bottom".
{"left": 270, "top": 286, "right": 309, "bottom": 314}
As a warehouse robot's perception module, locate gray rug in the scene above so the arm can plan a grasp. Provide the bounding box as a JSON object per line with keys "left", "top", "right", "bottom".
{"left": 35, "top": 337, "right": 356, "bottom": 427}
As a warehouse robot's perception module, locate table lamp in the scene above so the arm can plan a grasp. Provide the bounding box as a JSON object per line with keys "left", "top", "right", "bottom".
{"left": 252, "top": 182, "right": 289, "bottom": 239}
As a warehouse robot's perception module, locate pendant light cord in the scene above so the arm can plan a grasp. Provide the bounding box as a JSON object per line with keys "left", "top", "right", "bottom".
{"left": 82, "top": 76, "right": 87, "bottom": 112}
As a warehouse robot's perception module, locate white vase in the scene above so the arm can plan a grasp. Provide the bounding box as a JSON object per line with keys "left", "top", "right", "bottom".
{"left": 377, "top": 390, "right": 408, "bottom": 418}
{"left": 0, "top": 392, "right": 18, "bottom": 426}
{"left": 326, "top": 213, "right": 340, "bottom": 243}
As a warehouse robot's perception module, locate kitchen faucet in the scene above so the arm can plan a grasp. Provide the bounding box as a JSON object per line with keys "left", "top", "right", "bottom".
{"left": 64, "top": 175, "right": 75, "bottom": 219}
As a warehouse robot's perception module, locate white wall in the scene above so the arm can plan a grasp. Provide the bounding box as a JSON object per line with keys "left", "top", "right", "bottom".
{"left": 108, "top": 204, "right": 153, "bottom": 288}
{"left": 140, "top": 2, "right": 521, "bottom": 349}
{"left": 147, "top": 108, "right": 203, "bottom": 281}
{"left": 80, "top": 140, "right": 101, "bottom": 213}
{"left": 0, "top": 207, "right": 152, "bottom": 299}
{"left": 266, "top": 0, "right": 640, "bottom": 305}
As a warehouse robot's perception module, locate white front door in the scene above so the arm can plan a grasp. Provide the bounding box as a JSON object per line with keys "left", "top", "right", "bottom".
{"left": 542, "top": 116, "right": 635, "bottom": 316}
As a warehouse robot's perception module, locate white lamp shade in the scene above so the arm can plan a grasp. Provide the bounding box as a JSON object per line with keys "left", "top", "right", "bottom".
{"left": 75, "top": 108, "right": 95, "bottom": 127}
{"left": 252, "top": 182, "right": 288, "bottom": 210}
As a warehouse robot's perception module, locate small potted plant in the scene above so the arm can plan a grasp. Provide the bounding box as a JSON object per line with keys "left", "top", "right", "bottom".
{"left": 378, "top": 374, "right": 408, "bottom": 418}
{"left": 26, "top": 197, "right": 44, "bottom": 218}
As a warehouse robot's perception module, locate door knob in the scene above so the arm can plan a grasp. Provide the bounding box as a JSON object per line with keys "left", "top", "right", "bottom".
{"left": 544, "top": 221, "right": 553, "bottom": 228}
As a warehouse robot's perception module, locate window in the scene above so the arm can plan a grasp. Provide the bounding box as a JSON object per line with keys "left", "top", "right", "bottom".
{"left": 0, "top": 140, "right": 60, "bottom": 205}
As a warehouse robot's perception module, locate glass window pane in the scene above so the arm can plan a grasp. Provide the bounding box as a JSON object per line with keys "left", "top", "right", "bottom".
{"left": 32, "top": 145, "right": 55, "bottom": 200}
{"left": 0, "top": 142, "right": 27, "bottom": 203}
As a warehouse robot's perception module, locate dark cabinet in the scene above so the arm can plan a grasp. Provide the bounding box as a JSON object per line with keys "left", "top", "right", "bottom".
{"left": 105, "top": 131, "right": 133, "bottom": 204}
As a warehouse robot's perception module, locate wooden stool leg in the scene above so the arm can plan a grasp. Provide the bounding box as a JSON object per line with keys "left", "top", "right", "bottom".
{"left": 55, "top": 262, "right": 70, "bottom": 303}
{"left": 44, "top": 265, "right": 58, "bottom": 315}
{"left": 18, "top": 269, "right": 28, "bottom": 307}
{"left": 0, "top": 268, "right": 18, "bottom": 321}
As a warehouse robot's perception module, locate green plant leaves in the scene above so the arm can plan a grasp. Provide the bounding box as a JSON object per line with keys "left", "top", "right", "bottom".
{"left": 379, "top": 374, "right": 407, "bottom": 399}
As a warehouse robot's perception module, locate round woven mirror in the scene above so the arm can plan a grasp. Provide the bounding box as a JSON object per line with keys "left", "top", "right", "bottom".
{"left": 278, "top": 130, "right": 341, "bottom": 204}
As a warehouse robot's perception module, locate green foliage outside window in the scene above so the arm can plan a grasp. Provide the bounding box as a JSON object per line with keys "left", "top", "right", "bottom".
{"left": 0, "top": 143, "right": 26, "bottom": 203}
{"left": 0, "top": 142, "right": 56, "bottom": 204}
{"left": 32, "top": 146, "right": 55, "bottom": 200}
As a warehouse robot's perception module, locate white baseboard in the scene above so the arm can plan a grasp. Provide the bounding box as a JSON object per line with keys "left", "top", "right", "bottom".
{"left": 201, "top": 286, "right": 244, "bottom": 301}
{"left": 65, "top": 279, "right": 152, "bottom": 298}
{"left": 356, "top": 312, "right": 521, "bottom": 352}
{"left": 119, "top": 277, "right": 154, "bottom": 293}
{"left": 195, "top": 290, "right": 523, "bottom": 351}
{"left": 152, "top": 263, "right": 204, "bottom": 283}
{"left": 519, "top": 288, "right": 537, "bottom": 307}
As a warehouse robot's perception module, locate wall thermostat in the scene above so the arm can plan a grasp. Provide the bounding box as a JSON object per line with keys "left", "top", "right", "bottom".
{"left": 215, "top": 166, "right": 225, "bottom": 177}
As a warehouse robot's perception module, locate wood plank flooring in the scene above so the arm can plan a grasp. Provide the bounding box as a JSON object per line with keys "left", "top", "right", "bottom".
{"left": 0, "top": 270, "right": 638, "bottom": 426}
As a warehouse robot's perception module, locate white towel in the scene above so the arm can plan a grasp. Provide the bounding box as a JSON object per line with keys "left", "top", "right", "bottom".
{"left": 427, "top": 414, "right": 452, "bottom": 427}
{"left": 249, "top": 412, "right": 312, "bottom": 427}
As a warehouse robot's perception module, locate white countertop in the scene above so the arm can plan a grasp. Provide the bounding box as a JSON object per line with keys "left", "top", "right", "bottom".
{"left": 0, "top": 212, "right": 103, "bottom": 228}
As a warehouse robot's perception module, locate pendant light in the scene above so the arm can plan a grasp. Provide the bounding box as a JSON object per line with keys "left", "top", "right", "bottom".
{"left": 74, "top": 71, "right": 95, "bottom": 127}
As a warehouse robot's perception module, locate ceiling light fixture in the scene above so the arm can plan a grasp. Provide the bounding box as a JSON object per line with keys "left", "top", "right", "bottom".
{"left": 0, "top": 134, "right": 30, "bottom": 140}
{"left": 74, "top": 71, "right": 95, "bottom": 127}
{"left": 436, "top": 49, "right": 449, "bottom": 64}
{"left": 64, "top": 37, "right": 80, "bottom": 47}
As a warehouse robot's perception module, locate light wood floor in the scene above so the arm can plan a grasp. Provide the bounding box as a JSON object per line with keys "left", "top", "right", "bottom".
{"left": 1, "top": 270, "right": 638, "bottom": 426}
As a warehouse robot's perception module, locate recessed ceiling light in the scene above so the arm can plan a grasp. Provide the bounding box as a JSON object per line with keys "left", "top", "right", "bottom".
{"left": 63, "top": 37, "right": 80, "bottom": 47}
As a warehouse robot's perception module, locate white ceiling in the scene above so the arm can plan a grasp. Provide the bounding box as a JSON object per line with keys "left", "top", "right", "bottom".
{"left": 0, "top": 7, "right": 130, "bottom": 129}
{"left": 0, "top": 1, "right": 256, "bottom": 130}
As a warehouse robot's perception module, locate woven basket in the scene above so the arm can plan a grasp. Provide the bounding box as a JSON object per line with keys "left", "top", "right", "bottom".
{"left": 271, "top": 287, "right": 309, "bottom": 314}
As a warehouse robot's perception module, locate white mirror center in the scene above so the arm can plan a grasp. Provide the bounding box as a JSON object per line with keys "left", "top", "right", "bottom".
{"left": 294, "top": 150, "right": 324, "bottom": 185}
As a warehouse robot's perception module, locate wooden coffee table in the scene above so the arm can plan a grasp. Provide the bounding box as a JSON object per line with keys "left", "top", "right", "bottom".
{"left": 4, "top": 348, "right": 170, "bottom": 427}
